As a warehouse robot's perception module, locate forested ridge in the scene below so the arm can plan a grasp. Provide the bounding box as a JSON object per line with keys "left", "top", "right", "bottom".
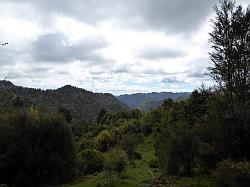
{"left": 0, "top": 0, "right": 249, "bottom": 186}
{"left": 0, "top": 80, "right": 128, "bottom": 123}
{"left": 117, "top": 92, "right": 191, "bottom": 111}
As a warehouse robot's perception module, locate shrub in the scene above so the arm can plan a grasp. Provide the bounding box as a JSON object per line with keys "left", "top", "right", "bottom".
{"left": 0, "top": 107, "right": 76, "bottom": 186}
{"left": 149, "top": 158, "right": 160, "bottom": 168}
{"left": 212, "top": 160, "right": 250, "bottom": 187}
{"left": 176, "top": 177, "right": 215, "bottom": 187}
{"left": 104, "top": 149, "right": 128, "bottom": 177}
{"left": 140, "top": 124, "right": 152, "bottom": 136}
{"left": 134, "top": 152, "right": 142, "bottom": 160}
{"left": 94, "top": 130, "right": 113, "bottom": 152}
{"left": 77, "top": 148, "right": 104, "bottom": 175}
{"left": 154, "top": 125, "right": 199, "bottom": 176}
{"left": 119, "top": 133, "right": 141, "bottom": 159}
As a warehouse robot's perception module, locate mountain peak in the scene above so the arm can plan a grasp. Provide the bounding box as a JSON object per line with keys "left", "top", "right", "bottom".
{"left": 0, "top": 80, "right": 14, "bottom": 87}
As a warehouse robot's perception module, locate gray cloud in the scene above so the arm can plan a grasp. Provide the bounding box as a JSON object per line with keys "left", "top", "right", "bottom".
{"left": 161, "top": 77, "right": 184, "bottom": 84}
{"left": 139, "top": 48, "right": 185, "bottom": 60}
{"left": 188, "top": 71, "right": 206, "bottom": 78}
{"left": 111, "top": 65, "right": 131, "bottom": 74}
{"left": 5, "top": 0, "right": 218, "bottom": 33}
{"left": 0, "top": 46, "right": 24, "bottom": 66}
{"left": 31, "top": 33, "right": 108, "bottom": 63}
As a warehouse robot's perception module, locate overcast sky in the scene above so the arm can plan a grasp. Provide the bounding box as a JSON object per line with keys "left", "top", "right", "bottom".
{"left": 0, "top": 0, "right": 249, "bottom": 95}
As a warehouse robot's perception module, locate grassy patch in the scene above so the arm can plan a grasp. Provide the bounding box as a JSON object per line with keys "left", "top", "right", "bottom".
{"left": 68, "top": 135, "right": 158, "bottom": 187}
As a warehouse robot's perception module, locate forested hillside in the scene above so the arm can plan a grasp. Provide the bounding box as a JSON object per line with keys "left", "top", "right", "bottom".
{"left": 0, "top": 80, "right": 128, "bottom": 123}
{"left": 117, "top": 92, "right": 190, "bottom": 111}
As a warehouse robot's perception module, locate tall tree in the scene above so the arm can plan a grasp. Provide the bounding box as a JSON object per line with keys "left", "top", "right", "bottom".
{"left": 209, "top": 0, "right": 250, "bottom": 108}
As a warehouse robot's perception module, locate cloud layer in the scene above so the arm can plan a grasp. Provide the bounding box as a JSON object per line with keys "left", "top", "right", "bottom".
{"left": 0, "top": 0, "right": 249, "bottom": 94}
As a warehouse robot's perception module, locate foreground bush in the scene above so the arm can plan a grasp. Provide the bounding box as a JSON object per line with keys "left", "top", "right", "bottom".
{"left": 120, "top": 133, "right": 143, "bottom": 159}
{"left": 105, "top": 149, "right": 128, "bottom": 177}
{"left": 154, "top": 125, "right": 199, "bottom": 176}
{"left": 0, "top": 107, "right": 76, "bottom": 186}
{"left": 212, "top": 160, "right": 250, "bottom": 187}
{"left": 94, "top": 130, "right": 113, "bottom": 152}
{"left": 77, "top": 148, "right": 104, "bottom": 175}
{"left": 149, "top": 158, "right": 160, "bottom": 168}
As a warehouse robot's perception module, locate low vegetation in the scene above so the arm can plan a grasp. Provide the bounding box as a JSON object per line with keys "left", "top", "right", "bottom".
{"left": 0, "top": 0, "right": 249, "bottom": 186}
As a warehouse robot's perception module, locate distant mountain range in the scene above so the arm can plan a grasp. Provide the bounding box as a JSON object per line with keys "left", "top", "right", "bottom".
{"left": 0, "top": 81, "right": 128, "bottom": 123}
{"left": 117, "top": 92, "right": 191, "bottom": 111}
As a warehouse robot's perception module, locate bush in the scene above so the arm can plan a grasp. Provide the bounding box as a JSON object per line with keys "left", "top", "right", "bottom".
{"left": 134, "top": 152, "right": 142, "bottom": 160}
{"left": 176, "top": 177, "right": 215, "bottom": 187}
{"left": 120, "top": 133, "right": 141, "bottom": 159}
{"left": 154, "top": 125, "right": 199, "bottom": 176}
{"left": 94, "top": 130, "right": 113, "bottom": 152}
{"left": 212, "top": 160, "right": 250, "bottom": 187}
{"left": 77, "top": 136, "right": 93, "bottom": 150}
{"left": 77, "top": 148, "right": 104, "bottom": 175}
{"left": 0, "top": 107, "right": 76, "bottom": 186}
{"left": 149, "top": 158, "right": 160, "bottom": 168}
{"left": 140, "top": 124, "right": 152, "bottom": 136}
{"left": 104, "top": 149, "right": 128, "bottom": 177}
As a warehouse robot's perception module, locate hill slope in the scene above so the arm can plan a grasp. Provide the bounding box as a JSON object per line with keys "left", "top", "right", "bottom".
{"left": 0, "top": 81, "right": 128, "bottom": 123}
{"left": 117, "top": 92, "right": 190, "bottom": 111}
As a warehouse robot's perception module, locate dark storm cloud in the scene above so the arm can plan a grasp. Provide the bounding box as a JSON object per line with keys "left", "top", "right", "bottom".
{"left": 5, "top": 0, "right": 217, "bottom": 33}
{"left": 31, "top": 33, "right": 108, "bottom": 64}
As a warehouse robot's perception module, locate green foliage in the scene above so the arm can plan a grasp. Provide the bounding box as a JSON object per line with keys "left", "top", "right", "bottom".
{"left": 212, "top": 160, "right": 250, "bottom": 187}
{"left": 130, "top": 109, "right": 143, "bottom": 119}
{"left": 104, "top": 149, "right": 128, "bottom": 177}
{"left": 0, "top": 81, "right": 128, "bottom": 123}
{"left": 12, "top": 96, "right": 24, "bottom": 108}
{"left": 209, "top": 0, "right": 250, "bottom": 105}
{"left": 59, "top": 107, "right": 72, "bottom": 122}
{"left": 175, "top": 176, "right": 215, "bottom": 187}
{"left": 77, "top": 149, "right": 104, "bottom": 175}
{"left": 94, "top": 130, "right": 113, "bottom": 152}
{"left": 197, "top": 92, "right": 250, "bottom": 162}
{"left": 100, "top": 110, "right": 143, "bottom": 127}
{"left": 154, "top": 126, "right": 199, "bottom": 176}
{"left": 149, "top": 158, "right": 159, "bottom": 168}
{"left": 120, "top": 133, "right": 143, "bottom": 160}
{"left": 143, "top": 108, "right": 169, "bottom": 128}
{"left": 183, "top": 89, "right": 210, "bottom": 124}
{"left": 0, "top": 107, "right": 76, "bottom": 186}
{"left": 97, "top": 108, "right": 107, "bottom": 124}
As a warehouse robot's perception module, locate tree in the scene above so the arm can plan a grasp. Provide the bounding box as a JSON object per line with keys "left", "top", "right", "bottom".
{"left": 104, "top": 149, "right": 128, "bottom": 178}
{"left": 94, "top": 130, "right": 113, "bottom": 152}
{"left": 12, "top": 96, "right": 24, "bottom": 108}
{"left": 0, "top": 107, "right": 76, "bottom": 186}
{"left": 58, "top": 107, "right": 72, "bottom": 122}
{"left": 154, "top": 125, "right": 199, "bottom": 176}
{"left": 209, "top": 0, "right": 250, "bottom": 108}
{"left": 119, "top": 133, "right": 141, "bottom": 160}
{"left": 77, "top": 149, "right": 104, "bottom": 175}
{"left": 97, "top": 108, "right": 107, "bottom": 124}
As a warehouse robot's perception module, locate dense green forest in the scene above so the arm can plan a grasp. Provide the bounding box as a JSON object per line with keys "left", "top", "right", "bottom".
{"left": 0, "top": 81, "right": 127, "bottom": 123}
{"left": 117, "top": 92, "right": 190, "bottom": 111}
{"left": 0, "top": 0, "right": 249, "bottom": 186}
